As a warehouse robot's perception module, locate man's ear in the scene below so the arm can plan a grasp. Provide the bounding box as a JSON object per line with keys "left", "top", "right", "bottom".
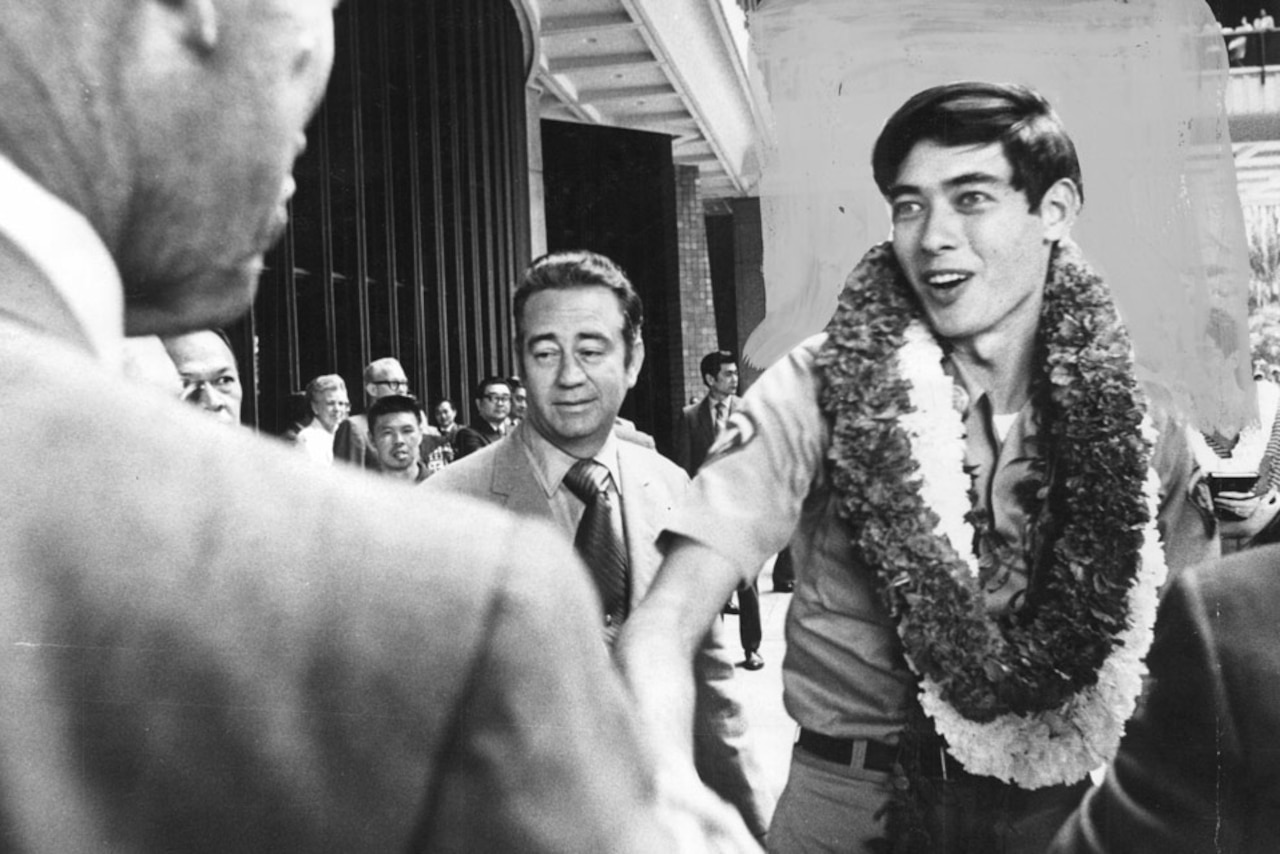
{"left": 152, "top": 0, "right": 219, "bottom": 54}
{"left": 625, "top": 336, "right": 646, "bottom": 389}
{"left": 1039, "top": 177, "right": 1081, "bottom": 243}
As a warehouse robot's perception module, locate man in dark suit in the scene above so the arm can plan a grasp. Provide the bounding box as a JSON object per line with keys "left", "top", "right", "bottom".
{"left": 675, "top": 351, "right": 742, "bottom": 476}
{"left": 1049, "top": 545, "right": 1280, "bottom": 854}
{"left": 0, "top": 2, "right": 758, "bottom": 850}
{"left": 426, "top": 251, "right": 776, "bottom": 842}
{"left": 675, "top": 351, "right": 766, "bottom": 670}
{"left": 453, "top": 375, "right": 511, "bottom": 459}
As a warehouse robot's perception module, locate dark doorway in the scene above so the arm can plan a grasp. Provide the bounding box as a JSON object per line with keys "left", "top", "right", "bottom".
{"left": 540, "top": 119, "right": 681, "bottom": 452}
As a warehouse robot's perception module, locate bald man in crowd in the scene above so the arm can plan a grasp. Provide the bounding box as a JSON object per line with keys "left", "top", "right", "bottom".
{"left": 0, "top": 1, "right": 759, "bottom": 851}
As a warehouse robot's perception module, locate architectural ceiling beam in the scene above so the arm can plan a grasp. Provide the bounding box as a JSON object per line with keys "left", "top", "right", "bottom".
{"left": 550, "top": 51, "right": 655, "bottom": 73}
{"left": 541, "top": 11, "right": 637, "bottom": 37}
{"left": 536, "top": 63, "right": 602, "bottom": 124}
{"left": 576, "top": 83, "right": 676, "bottom": 102}
{"left": 620, "top": 0, "right": 766, "bottom": 195}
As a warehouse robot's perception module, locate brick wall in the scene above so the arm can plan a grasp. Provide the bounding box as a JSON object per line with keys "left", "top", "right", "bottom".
{"left": 674, "top": 164, "right": 717, "bottom": 409}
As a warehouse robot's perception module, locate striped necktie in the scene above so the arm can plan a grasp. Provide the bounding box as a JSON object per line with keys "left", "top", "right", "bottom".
{"left": 563, "top": 458, "right": 630, "bottom": 642}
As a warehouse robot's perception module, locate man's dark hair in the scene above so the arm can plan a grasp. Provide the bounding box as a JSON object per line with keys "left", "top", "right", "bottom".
{"left": 366, "top": 394, "right": 423, "bottom": 435}
{"left": 700, "top": 351, "right": 736, "bottom": 385}
{"left": 473, "top": 376, "right": 511, "bottom": 402}
{"left": 432, "top": 397, "right": 455, "bottom": 411}
{"left": 506, "top": 376, "right": 523, "bottom": 392}
{"left": 871, "top": 82, "right": 1083, "bottom": 211}
{"left": 513, "top": 250, "right": 644, "bottom": 365}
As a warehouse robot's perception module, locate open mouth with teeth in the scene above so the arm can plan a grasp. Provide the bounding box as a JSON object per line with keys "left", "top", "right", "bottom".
{"left": 925, "top": 271, "right": 972, "bottom": 291}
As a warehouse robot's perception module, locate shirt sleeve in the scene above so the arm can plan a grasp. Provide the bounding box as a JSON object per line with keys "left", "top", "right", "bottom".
{"left": 665, "top": 334, "right": 831, "bottom": 580}
{"left": 691, "top": 620, "right": 776, "bottom": 837}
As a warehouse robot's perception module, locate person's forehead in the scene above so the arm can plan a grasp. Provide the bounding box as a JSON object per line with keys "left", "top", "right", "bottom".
{"left": 482, "top": 383, "right": 511, "bottom": 396}
{"left": 377, "top": 411, "right": 419, "bottom": 430}
{"left": 893, "top": 139, "right": 1013, "bottom": 189}
{"left": 523, "top": 286, "right": 625, "bottom": 340}
{"left": 369, "top": 363, "right": 406, "bottom": 381}
{"left": 168, "top": 333, "right": 236, "bottom": 371}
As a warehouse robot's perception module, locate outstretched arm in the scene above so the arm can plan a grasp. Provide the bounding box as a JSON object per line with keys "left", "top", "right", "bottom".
{"left": 615, "top": 534, "right": 757, "bottom": 846}
{"left": 617, "top": 535, "right": 748, "bottom": 764}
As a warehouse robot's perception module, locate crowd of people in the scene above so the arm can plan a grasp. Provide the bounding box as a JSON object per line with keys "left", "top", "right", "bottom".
{"left": 1223, "top": 7, "right": 1277, "bottom": 63}
{"left": 5, "top": 1, "right": 1280, "bottom": 852}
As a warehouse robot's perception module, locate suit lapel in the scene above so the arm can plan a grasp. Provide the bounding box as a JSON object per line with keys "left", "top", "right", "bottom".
{"left": 488, "top": 432, "right": 556, "bottom": 524}
{"left": 696, "top": 396, "right": 717, "bottom": 452}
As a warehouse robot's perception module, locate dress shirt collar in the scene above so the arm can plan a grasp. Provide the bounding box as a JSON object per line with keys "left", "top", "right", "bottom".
{"left": 0, "top": 153, "right": 123, "bottom": 369}
{"left": 943, "top": 353, "right": 1033, "bottom": 422}
{"left": 517, "top": 420, "right": 622, "bottom": 500}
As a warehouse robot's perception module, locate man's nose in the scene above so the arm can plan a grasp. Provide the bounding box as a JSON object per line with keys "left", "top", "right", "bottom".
{"left": 557, "top": 355, "right": 587, "bottom": 385}
{"left": 184, "top": 382, "right": 223, "bottom": 411}
{"left": 919, "top": 206, "right": 961, "bottom": 254}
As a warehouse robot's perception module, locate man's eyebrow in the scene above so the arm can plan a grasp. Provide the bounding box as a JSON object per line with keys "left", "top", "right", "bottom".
{"left": 942, "top": 171, "right": 1004, "bottom": 190}
{"left": 526, "top": 332, "right": 560, "bottom": 348}
{"left": 885, "top": 171, "right": 1005, "bottom": 199}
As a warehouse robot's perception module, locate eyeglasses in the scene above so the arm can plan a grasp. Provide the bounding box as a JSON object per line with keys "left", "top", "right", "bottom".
{"left": 483, "top": 394, "right": 512, "bottom": 403}
{"left": 373, "top": 380, "right": 410, "bottom": 391}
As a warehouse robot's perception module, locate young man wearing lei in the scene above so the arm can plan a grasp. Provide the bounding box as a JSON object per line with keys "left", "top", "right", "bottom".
{"left": 616, "top": 81, "right": 1217, "bottom": 853}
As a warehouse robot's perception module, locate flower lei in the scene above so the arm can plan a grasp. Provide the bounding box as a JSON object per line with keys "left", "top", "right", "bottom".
{"left": 815, "top": 239, "right": 1168, "bottom": 789}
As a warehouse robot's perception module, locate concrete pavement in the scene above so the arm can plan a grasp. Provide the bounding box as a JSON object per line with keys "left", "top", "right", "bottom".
{"left": 722, "top": 561, "right": 795, "bottom": 801}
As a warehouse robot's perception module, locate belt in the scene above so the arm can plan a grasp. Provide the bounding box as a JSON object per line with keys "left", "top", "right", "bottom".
{"left": 796, "top": 728, "right": 969, "bottom": 780}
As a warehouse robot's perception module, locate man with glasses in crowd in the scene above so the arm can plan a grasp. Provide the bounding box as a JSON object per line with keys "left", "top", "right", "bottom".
{"left": 455, "top": 375, "right": 513, "bottom": 459}
{"left": 333, "top": 356, "right": 410, "bottom": 470}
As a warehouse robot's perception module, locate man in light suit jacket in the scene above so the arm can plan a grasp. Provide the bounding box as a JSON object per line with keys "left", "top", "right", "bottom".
{"left": 674, "top": 351, "right": 766, "bottom": 670}
{"left": 426, "top": 251, "right": 776, "bottom": 841}
{"left": 1049, "top": 544, "right": 1280, "bottom": 854}
{"left": 0, "top": 3, "right": 758, "bottom": 851}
